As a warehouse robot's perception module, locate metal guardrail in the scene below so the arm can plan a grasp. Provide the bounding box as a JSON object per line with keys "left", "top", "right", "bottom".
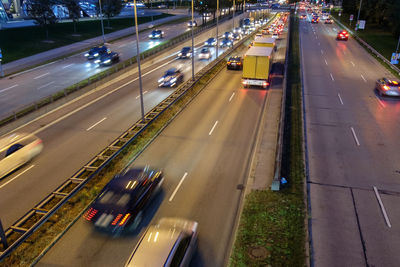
{"left": 0, "top": 12, "right": 243, "bottom": 129}
{"left": 0, "top": 16, "right": 263, "bottom": 261}
{"left": 332, "top": 17, "right": 400, "bottom": 75}
{"left": 271, "top": 12, "right": 291, "bottom": 191}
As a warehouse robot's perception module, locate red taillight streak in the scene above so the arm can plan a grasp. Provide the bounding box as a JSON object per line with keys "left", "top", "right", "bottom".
{"left": 119, "top": 214, "right": 131, "bottom": 226}
{"left": 85, "top": 208, "right": 98, "bottom": 221}
{"left": 383, "top": 85, "right": 390, "bottom": 91}
{"left": 111, "top": 214, "right": 123, "bottom": 225}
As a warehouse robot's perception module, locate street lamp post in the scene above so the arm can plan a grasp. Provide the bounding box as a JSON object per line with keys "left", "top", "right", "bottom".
{"left": 355, "top": 0, "right": 362, "bottom": 31}
{"left": 216, "top": 0, "right": 219, "bottom": 59}
{"left": 232, "top": 0, "right": 235, "bottom": 29}
{"left": 134, "top": 0, "right": 145, "bottom": 120}
{"left": 98, "top": 0, "right": 106, "bottom": 43}
{"left": 191, "top": 0, "right": 194, "bottom": 80}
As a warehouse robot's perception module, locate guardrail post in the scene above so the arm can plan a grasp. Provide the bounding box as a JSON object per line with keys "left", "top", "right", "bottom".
{"left": 0, "top": 219, "right": 8, "bottom": 249}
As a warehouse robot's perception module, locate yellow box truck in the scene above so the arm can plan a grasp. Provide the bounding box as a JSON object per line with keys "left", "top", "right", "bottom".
{"left": 242, "top": 46, "right": 273, "bottom": 89}
{"left": 253, "top": 37, "right": 276, "bottom": 48}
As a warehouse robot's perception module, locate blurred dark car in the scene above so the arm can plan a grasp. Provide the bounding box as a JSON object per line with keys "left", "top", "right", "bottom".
{"left": 227, "top": 56, "right": 243, "bottom": 70}
{"left": 222, "top": 31, "right": 233, "bottom": 39}
{"left": 84, "top": 166, "right": 164, "bottom": 235}
{"left": 219, "top": 38, "right": 233, "bottom": 48}
{"left": 94, "top": 51, "right": 120, "bottom": 66}
{"left": 336, "top": 30, "right": 349, "bottom": 40}
{"left": 232, "top": 33, "right": 241, "bottom": 40}
{"left": 300, "top": 14, "right": 307, "bottom": 19}
{"left": 85, "top": 45, "right": 109, "bottom": 60}
{"left": 375, "top": 77, "right": 400, "bottom": 97}
{"left": 324, "top": 18, "right": 333, "bottom": 24}
{"left": 148, "top": 29, "right": 164, "bottom": 39}
{"left": 158, "top": 68, "right": 184, "bottom": 87}
{"left": 187, "top": 20, "right": 197, "bottom": 27}
{"left": 178, "top": 47, "right": 192, "bottom": 59}
{"left": 204, "top": 37, "right": 217, "bottom": 46}
{"left": 311, "top": 16, "right": 319, "bottom": 23}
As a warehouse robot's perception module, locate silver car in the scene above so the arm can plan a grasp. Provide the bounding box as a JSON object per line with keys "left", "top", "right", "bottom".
{"left": 125, "top": 217, "right": 198, "bottom": 267}
{"left": 376, "top": 77, "right": 400, "bottom": 96}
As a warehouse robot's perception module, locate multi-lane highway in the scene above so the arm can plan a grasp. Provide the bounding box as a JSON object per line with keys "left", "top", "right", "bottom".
{"left": 300, "top": 13, "right": 400, "bottom": 267}
{"left": 34, "top": 25, "right": 288, "bottom": 267}
{"left": 0, "top": 12, "right": 237, "bottom": 119}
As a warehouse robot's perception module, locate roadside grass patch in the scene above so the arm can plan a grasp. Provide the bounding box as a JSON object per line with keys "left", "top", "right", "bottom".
{"left": 229, "top": 15, "right": 306, "bottom": 267}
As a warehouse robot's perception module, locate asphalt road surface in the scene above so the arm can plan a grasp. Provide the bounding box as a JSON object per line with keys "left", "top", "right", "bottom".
{"left": 300, "top": 13, "right": 400, "bottom": 267}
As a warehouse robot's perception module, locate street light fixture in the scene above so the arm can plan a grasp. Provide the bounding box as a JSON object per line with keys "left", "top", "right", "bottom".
{"left": 134, "top": 0, "right": 145, "bottom": 120}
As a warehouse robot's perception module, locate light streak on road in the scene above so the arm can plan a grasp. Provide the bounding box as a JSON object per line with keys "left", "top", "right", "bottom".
{"left": 373, "top": 186, "right": 392, "bottom": 228}
{"left": 86, "top": 117, "right": 107, "bottom": 131}
{"left": 34, "top": 72, "right": 50, "bottom": 79}
{"left": 350, "top": 127, "right": 360, "bottom": 146}
{"left": 337, "top": 93, "right": 344, "bottom": 105}
{"left": 229, "top": 92, "right": 235, "bottom": 102}
{"left": 62, "top": 64, "right": 74, "bottom": 69}
{"left": 169, "top": 172, "right": 188, "bottom": 202}
{"left": 37, "top": 81, "right": 55, "bottom": 90}
{"left": 330, "top": 73, "right": 334, "bottom": 81}
{"left": 209, "top": 121, "right": 219, "bottom": 136}
{"left": 0, "top": 84, "right": 19, "bottom": 93}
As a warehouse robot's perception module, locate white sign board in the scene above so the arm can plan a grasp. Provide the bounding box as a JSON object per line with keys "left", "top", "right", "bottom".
{"left": 391, "top": 53, "right": 400, "bottom": 65}
{"left": 349, "top": 14, "right": 354, "bottom": 21}
{"left": 358, "top": 20, "right": 366, "bottom": 29}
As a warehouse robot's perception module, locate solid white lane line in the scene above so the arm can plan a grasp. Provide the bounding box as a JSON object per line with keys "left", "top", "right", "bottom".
{"left": 360, "top": 74, "right": 367, "bottom": 82}
{"left": 62, "top": 64, "right": 74, "bottom": 69}
{"left": 0, "top": 84, "right": 19, "bottom": 93}
{"left": 330, "top": 73, "right": 334, "bottom": 81}
{"left": 86, "top": 117, "right": 107, "bottom": 131}
{"left": 118, "top": 43, "right": 127, "bottom": 48}
{"left": 37, "top": 81, "right": 55, "bottom": 90}
{"left": 135, "top": 90, "right": 148, "bottom": 99}
{"left": 350, "top": 127, "right": 360, "bottom": 146}
{"left": 375, "top": 96, "right": 386, "bottom": 108}
{"left": 324, "top": 59, "right": 328, "bottom": 65}
{"left": 373, "top": 186, "right": 392, "bottom": 228}
{"left": 34, "top": 72, "right": 50, "bottom": 79}
{"left": 350, "top": 61, "right": 355, "bottom": 67}
{"left": 0, "top": 165, "right": 35, "bottom": 189}
{"left": 169, "top": 172, "right": 188, "bottom": 202}
{"left": 209, "top": 121, "right": 219, "bottom": 135}
{"left": 229, "top": 92, "right": 235, "bottom": 102}
{"left": 338, "top": 93, "right": 344, "bottom": 105}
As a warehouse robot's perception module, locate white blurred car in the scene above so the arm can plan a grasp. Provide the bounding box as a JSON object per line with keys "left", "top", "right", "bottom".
{"left": 0, "top": 133, "right": 43, "bottom": 178}
{"left": 198, "top": 47, "right": 211, "bottom": 60}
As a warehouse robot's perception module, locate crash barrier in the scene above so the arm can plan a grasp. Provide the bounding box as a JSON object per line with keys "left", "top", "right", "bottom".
{"left": 332, "top": 17, "right": 400, "bottom": 75}
{"left": 0, "top": 14, "right": 277, "bottom": 261}
{"left": 271, "top": 13, "right": 290, "bottom": 191}
{"left": 0, "top": 11, "right": 244, "bottom": 129}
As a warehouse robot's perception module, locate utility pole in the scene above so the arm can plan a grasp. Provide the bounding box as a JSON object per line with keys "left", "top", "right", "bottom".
{"left": 98, "top": 0, "right": 106, "bottom": 43}
{"left": 232, "top": 0, "right": 235, "bottom": 29}
{"left": 191, "top": 0, "right": 194, "bottom": 80}
{"left": 355, "top": 0, "right": 362, "bottom": 31}
{"left": 134, "top": 0, "right": 145, "bottom": 120}
{"left": 216, "top": 0, "right": 219, "bottom": 59}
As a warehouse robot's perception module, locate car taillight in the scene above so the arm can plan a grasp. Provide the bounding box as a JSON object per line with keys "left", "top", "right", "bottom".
{"left": 111, "top": 214, "right": 123, "bottom": 225}
{"left": 227, "top": 61, "right": 231, "bottom": 64}
{"left": 383, "top": 85, "right": 390, "bottom": 91}
{"left": 119, "top": 213, "right": 131, "bottom": 226}
{"left": 85, "top": 208, "right": 98, "bottom": 221}
{"left": 242, "top": 80, "right": 247, "bottom": 85}
{"left": 263, "top": 81, "right": 269, "bottom": 87}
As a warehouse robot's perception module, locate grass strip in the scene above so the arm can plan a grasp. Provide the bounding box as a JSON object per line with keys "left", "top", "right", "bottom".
{"left": 0, "top": 13, "right": 173, "bottom": 63}
{"left": 1, "top": 58, "right": 227, "bottom": 267}
{"left": 229, "top": 14, "right": 306, "bottom": 267}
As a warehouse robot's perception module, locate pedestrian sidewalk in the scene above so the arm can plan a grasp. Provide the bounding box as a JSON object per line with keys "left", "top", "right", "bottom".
{"left": 1, "top": 14, "right": 187, "bottom": 76}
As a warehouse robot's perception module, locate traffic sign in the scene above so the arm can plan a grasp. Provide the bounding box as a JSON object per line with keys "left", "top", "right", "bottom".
{"left": 391, "top": 53, "right": 400, "bottom": 65}
{"left": 0, "top": 48, "right": 2, "bottom": 59}
{"left": 350, "top": 14, "right": 354, "bottom": 21}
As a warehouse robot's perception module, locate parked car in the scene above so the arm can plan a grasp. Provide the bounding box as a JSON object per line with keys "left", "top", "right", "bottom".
{"left": 149, "top": 29, "right": 164, "bottom": 39}
{"left": 178, "top": 47, "right": 192, "bottom": 59}
{"left": 198, "top": 47, "right": 211, "bottom": 60}
{"left": 375, "top": 77, "right": 400, "bottom": 96}
{"left": 94, "top": 51, "right": 120, "bottom": 66}
{"left": 85, "top": 45, "right": 109, "bottom": 60}
{"left": 204, "top": 37, "right": 217, "bottom": 46}
{"left": 84, "top": 166, "right": 164, "bottom": 235}
{"left": 227, "top": 56, "right": 243, "bottom": 70}
{"left": 158, "top": 68, "right": 184, "bottom": 87}
{"left": 125, "top": 217, "right": 198, "bottom": 267}
{"left": 0, "top": 133, "right": 43, "bottom": 179}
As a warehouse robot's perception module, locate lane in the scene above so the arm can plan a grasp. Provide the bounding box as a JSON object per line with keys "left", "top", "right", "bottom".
{"left": 300, "top": 12, "right": 400, "bottom": 267}
{"left": 0, "top": 13, "right": 246, "bottom": 118}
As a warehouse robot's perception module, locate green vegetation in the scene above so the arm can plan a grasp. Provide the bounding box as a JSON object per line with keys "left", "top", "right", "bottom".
{"left": 0, "top": 13, "right": 173, "bottom": 63}
{"left": 229, "top": 14, "right": 306, "bottom": 267}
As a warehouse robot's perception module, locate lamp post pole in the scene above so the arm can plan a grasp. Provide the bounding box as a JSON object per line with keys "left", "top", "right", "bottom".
{"left": 98, "top": 0, "right": 106, "bottom": 43}
{"left": 134, "top": 0, "right": 145, "bottom": 120}
{"left": 232, "top": 0, "right": 235, "bottom": 29}
{"left": 216, "top": 0, "right": 219, "bottom": 59}
{"left": 191, "top": 0, "right": 194, "bottom": 80}
{"left": 355, "top": 0, "right": 362, "bottom": 31}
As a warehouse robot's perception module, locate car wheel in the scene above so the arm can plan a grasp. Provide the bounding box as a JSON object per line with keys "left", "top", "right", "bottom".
{"left": 130, "top": 210, "right": 143, "bottom": 231}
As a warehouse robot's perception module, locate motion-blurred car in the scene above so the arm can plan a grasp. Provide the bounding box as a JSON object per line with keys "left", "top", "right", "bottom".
{"left": 233, "top": 27, "right": 242, "bottom": 34}
{"left": 125, "top": 217, "right": 198, "bottom": 267}
{"left": 311, "top": 16, "right": 319, "bottom": 23}
{"left": 187, "top": 20, "right": 197, "bottom": 27}
{"left": 272, "top": 33, "right": 279, "bottom": 39}
{"left": 375, "top": 78, "right": 400, "bottom": 96}
{"left": 324, "top": 18, "right": 333, "bottom": 24}
{"left": 232, "top": 33, "right": 241, "bottom": 40}
{"left": 84, "top": 166, "right": 164, "bottom": 235}
{"left": 227, "top": 56, "right": 242, "bottom": 70}
{"left": 158, "top": 68, "right": 184, "bottom": 87}
{"left": 178, "top": 47, "right": 192, "bottom": 59}
{"left": 85, "top": 45, "right": 109, "bottom": 60}
{"left": 0, "top": 133, "right": 43, "bottom": 179}
{"left": 198, "top": 47, "right": 211, "bottom": 60}
{"left": 336, "top": 30, "right": 349, "bottom": 40}
{"left": 222, "top": 31, "right": 233, "bottom": 39}
{"left": 300, "top": 14, "right": 307, "bottom": 19}
{"left": 148, "top": 29, "right": 164, "bottom": 39}
{"left": 204, "top": 37, "right": 217, "bottom": 46}
{"left": 219, "top": 38, "right": 233, "bottom": 47}
{"left": 94, "top": 51, "right": 120, "bottom": 66}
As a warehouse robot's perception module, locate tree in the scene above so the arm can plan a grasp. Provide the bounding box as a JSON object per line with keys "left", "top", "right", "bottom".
{"left": 65, "top": 0, "right": 81, "bottom": 33}
{"left": 99, "top": 0, "right": 123, "bottom": 27}
{"left": 26, "top": 0, "right": 58, "bottom": 39}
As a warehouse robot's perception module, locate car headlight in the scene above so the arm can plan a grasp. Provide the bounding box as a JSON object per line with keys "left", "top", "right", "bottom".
{"left": 94, "top": 53, "right": 99, "bottom": 57}
{"left": 94, "top": 59, "right": 101, "bottom": 64}
{"left": 104, "top": 59, "right": 111, "bottom": 63}
{"left": 149, "top": 34, "right": 153, "bottom": 38}
{"left": 170, "top": 78, "right": 177, "bottom": 83}
{"left": 158, "top": 78, "right": 164, "bottom": 83}
{"left": 84, "top": 53, "right": 89, "bottom": 57}
{"left": 178, "top": 53, "right": 182, "bottom": 56}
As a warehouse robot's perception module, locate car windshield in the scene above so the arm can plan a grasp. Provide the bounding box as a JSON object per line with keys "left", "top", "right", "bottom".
{"left": 201, "top": 48, "right": 209, "bottom": 53}
{"left": 207, "top": 38, "right": 214, "bottom": 42}
{"left": 182, "top": 47, "right": 190, "bottom": 52}
{"left": 98, "top": 190, "right": 131, "bottom": 206}
{"left": 166, "top": 69, "right": 177, "bottom": 75}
